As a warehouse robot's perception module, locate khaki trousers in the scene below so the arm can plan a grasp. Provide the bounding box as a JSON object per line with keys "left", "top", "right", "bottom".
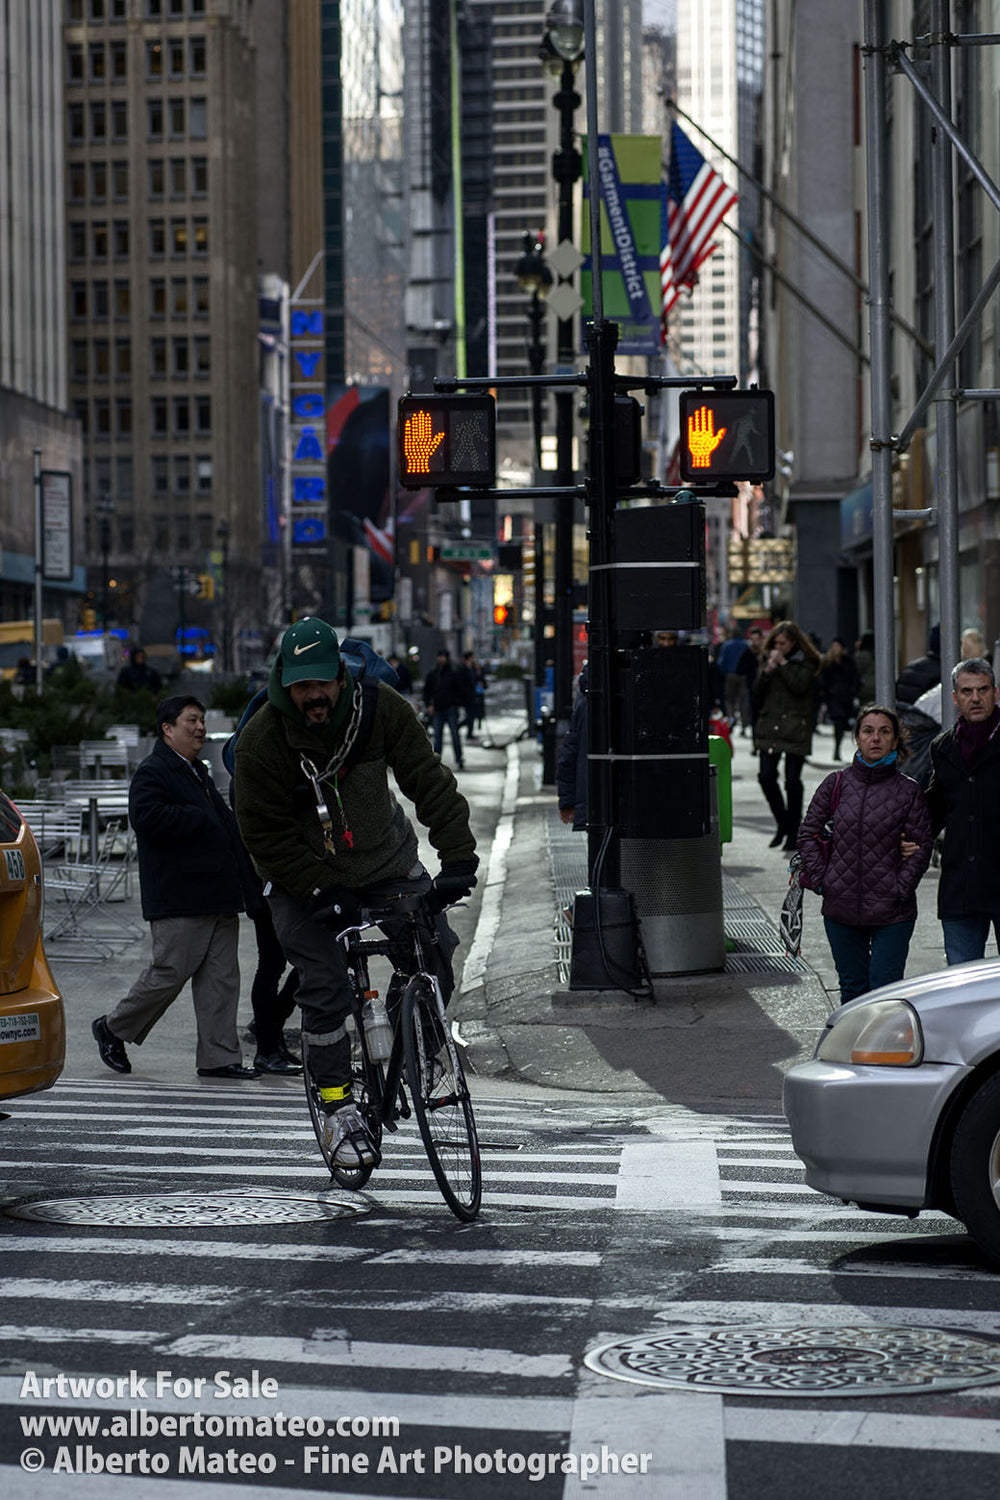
{"left": 106, "top": 913, "right": 242, "bottom": 1070}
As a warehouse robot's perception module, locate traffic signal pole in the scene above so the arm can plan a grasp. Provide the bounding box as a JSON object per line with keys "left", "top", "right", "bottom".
{"left": 584, "top": 319, "right": 620, "bottom": 891}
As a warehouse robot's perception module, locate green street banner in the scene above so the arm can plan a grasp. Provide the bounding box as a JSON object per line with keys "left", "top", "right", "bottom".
{"left": 581, "top": 134, "right": 663, "bottom": 354}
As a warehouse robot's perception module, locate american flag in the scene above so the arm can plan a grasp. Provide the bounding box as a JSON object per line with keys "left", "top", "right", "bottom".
{"left": 660, "top": 120, "right": 739, "bottom": 336}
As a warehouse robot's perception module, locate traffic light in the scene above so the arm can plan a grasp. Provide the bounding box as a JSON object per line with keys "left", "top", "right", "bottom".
{"left": 397, "top": 394, "right": 496, "bottom": 490}
{"left": 678, "top": 389, "right": 775, "bottom": 483}
{"left": 197, "top": 573, "right": 215, "bottom": 600}
{"left": 493, "top": 604, "right": 509, "bottom": 626}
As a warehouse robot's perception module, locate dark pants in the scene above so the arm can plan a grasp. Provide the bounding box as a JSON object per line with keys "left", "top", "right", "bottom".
{"left": 249, "top": 904, "right": 299, "bottom": 1054}
{"left": 266, "top": 876, "right": 458, "bottom": 1090}
{"left": 432, "top": 705, "right": 463, "bottom": 765}
{"left": 942, "top": 914, "right": 1000, "bottom": 966}
{"left": 823, "top": 916, "right": 916, "bottom": 1004}
{"left": 758, "top": 750, "right": 805, "bottom": 838}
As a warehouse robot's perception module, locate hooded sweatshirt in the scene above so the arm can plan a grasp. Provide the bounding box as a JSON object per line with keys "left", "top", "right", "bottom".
{"left": 233, "top": 657, "right": 476, "bottom": 899}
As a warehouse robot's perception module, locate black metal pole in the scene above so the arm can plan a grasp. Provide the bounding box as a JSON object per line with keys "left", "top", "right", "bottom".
{"left": 553, "top": 59, "right": 580, "bottom": 730}
{"left": 528, "top": 286, "right": 547, "bottom": 692}
{"left": 585, "top": 318, "right": 620, "bottom": 891}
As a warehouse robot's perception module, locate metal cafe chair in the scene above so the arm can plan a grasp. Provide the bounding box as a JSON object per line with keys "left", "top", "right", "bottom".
{"left": 43, "top": 818, "right": 142, "bottom": 960}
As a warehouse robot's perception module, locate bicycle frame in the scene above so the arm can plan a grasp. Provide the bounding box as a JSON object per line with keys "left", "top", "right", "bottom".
{"left": 313, "top": 892, "right": 481, "bottom": 1219}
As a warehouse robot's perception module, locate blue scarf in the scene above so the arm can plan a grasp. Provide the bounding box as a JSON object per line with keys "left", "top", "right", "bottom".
{"left": 856, "top": 749, "right": 897, "bottom": 768}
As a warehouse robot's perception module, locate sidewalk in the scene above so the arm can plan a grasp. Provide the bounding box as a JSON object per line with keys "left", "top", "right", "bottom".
{"left": 454, "top": 718, "right": 949, "bottom": 1111}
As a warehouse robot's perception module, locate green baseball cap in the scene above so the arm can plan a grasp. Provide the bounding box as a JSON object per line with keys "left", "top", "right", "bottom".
{"left": 279, "top": 618, "right": 342, "bottom": 684}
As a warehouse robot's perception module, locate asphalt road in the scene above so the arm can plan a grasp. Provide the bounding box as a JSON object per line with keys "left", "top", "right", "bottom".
{"left": 3, "top": 713, "right": 1000, "bottom": 1498}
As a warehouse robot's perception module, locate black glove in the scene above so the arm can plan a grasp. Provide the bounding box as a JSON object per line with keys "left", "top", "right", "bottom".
{"left": 310, "top": 886, "right": 363, "bottom": 929}
{"left": 426, "top": 861, "right": 478, "bottom": 915}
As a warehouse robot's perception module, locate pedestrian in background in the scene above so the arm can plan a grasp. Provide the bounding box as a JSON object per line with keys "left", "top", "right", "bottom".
{"left": 896, "top": 623, "right": 941, "bottom": 706}
{"left": 798, "top": 704, "right": 932, "bottom": 1003}
{"left": 461, "top": 650, "right": 487, "bottom": 743}
{"left": 117, "top": 646, "right": 162, "bottom": 695}
{"left": 926, "top": 656, "right": 1000, "bottom": 964}
{"left": 556, "top": 664, "right": 588, "bottom": 829}
{"left": 962, "top": 627, "right": 986, "bottom": 661}
{"left": 716, "top": 625, "right": 753, "bottom": 733}
{"left": 819, "top": 637, "right": 860, "bottom": 759}
{"left": 738, "top": 625, "right": 765, "bottom": 735}
{"left": 753, "top": 620, "right": 822, "bottom": 850}
{"left": 388, "top": 652, "right": 413, "bottom": 695}
{"left": 854, "top": 630, "right": 876, "bottom": 706}
{"left": 91, "top": 695, "right": 259, "bottom": 1079}
{"left": 422, "top": 649, "right": 466, "bottom": 769}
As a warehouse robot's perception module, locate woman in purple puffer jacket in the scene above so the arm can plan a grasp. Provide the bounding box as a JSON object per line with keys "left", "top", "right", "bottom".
{"left": 797, "top": 703, "right": 933, "bottom": 1003}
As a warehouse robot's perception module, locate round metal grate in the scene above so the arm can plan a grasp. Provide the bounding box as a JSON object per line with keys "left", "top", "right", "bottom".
{"left": 585, "top": 1325, "right": 1000, "bottom": 1398}
{"left": 4, "top": 1190, "right": 371, "bottom": 1227}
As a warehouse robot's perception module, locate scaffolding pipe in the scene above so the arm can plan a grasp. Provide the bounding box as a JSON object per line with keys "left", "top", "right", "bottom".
{"left": 895, "top": 249, "right": 1000, "bottom": 450}
{"left": 863, "top": 2, "right": 897, "bottom": 705}
{"left": 893, "top": 40, "right": 1000, "bottom": 214}
{"left": 931, "top": 0, "right": 961, "bottom": 728}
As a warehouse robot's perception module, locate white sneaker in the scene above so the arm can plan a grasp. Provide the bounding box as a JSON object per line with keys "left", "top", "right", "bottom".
{"left": 320, "top": 1103, "right": 377, "bottom": 1169}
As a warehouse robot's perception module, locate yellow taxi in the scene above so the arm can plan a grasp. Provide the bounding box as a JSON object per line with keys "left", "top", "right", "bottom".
{"left": 0, "top": 791, "right": 64, "bottom": 1099}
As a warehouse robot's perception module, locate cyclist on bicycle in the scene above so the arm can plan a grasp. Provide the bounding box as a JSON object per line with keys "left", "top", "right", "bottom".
{"left": 233, "top": 619, "right": 478, "bottom": 1170}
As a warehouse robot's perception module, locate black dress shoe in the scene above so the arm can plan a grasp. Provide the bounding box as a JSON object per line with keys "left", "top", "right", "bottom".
{"left": 768, "top": 828, "right": 785, "bottom": 848}
{"left": 197, "top": 1063, "right": 261, "bottom": 1079}
{"left": 92, "top": 1015, "right": 131, "bottom": 1074}
{"left": 254, "top": 1051, "right": 303, "bottom": 1075}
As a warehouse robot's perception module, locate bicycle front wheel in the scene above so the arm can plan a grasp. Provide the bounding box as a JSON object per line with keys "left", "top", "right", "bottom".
{"left": 303, "top": 1025, "right": 384, "bottom": 1191}
{"left": 401, "top": 977, "right": 481, "bottom": 1220}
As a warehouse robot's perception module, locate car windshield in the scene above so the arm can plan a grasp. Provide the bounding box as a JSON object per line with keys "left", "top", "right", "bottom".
{"left": 0, "top": 792, "right": 23, "bottom": 842}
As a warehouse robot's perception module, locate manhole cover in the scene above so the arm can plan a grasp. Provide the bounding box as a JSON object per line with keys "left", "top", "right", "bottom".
{"left": 4, "top": 1190, "right": 371, "bottom": 1227}
{"left": 585, "top": 1325, "right": 1000, "bottom": 1397}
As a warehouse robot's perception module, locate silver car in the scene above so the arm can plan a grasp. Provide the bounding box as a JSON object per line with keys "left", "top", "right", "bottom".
{"left": 783, "top": 958, "right": 1000, "bottom": 1264}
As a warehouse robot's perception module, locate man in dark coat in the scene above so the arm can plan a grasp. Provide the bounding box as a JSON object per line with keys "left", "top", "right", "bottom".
{"left": 926, "top": 657, "right": 1000, "bottom": 964}
{"left": 896, "top": 623, "right": 941, "bottom": 706}
{"left": 422, "top": 649, "right": 466, "bottom": 769}
{"left": 91, "top": 695, "right": 258, "bottom": 1079}
{"left": 556, "top": 664, "right": 588, "bottom": 829}
{"left": 117, "top": 646, "right": 162, "bottom": 694}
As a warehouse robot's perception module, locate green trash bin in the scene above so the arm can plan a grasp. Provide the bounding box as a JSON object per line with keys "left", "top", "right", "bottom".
{"left": 709, "top": 734, "right": 733, "bottom": 844}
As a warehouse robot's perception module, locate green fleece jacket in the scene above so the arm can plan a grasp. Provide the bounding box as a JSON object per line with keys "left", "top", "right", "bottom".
{"left": 233, "top": 674, "right": 476, "bottom": 899}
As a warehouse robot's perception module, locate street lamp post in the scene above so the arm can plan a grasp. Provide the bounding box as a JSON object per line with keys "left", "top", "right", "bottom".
{"left": 542, "top": 0, "right": 584, "bottom": 739}
{"left": 515, "top": 231, "right": 553, "bottom": 694}
{"left": 217, "top": 520, "right": 231, "bottom": 673}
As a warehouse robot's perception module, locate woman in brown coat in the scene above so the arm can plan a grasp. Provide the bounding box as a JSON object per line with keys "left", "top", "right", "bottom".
{"left": 753, "top": 620, "right": 822, "bottom": 850}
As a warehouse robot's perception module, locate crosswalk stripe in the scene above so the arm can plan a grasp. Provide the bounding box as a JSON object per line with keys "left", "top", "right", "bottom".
{"left": 0, "top": 1376, "right": 573, "bottom": 1430}
{"left": 705, "top": 1255, "right": 997, "bottom": 1283}
{"left": 724, "top": 1408, "right": 1000, "bottom": 1453}
{"left": 0, "top": 1326, "right": 573, "bottom": 1378}
{"left": 652, "top": 1300, "right": 1000, "bottom": 1334}
{"left": 0, "top": 1237, "right": 601, "bottom": 1268}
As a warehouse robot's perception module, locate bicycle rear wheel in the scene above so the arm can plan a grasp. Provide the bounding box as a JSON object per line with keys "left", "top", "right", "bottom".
{"left": 303, "top": 1023, "right": 384, "bottom": 1191}
{"left": 401, "top": 976, "right": 481, "bottom": 1220}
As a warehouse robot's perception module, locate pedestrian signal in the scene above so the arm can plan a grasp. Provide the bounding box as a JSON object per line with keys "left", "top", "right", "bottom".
{"left": 493, "top": 604, "right": 509, "bottom": 625}
{"left": 678, "top": 389, "right": 775, "bottom": 483}
{"left": 397, "top": 394, "right": 496, "bottom": 490}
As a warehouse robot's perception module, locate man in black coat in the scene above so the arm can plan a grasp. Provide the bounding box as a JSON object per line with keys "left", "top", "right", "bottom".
{"left": 91, "top": 695, "right": 259, "bottom": 1079}
{"left": 896, "top": 623, "right": 941, "bottom": 706}
{"left": 116, "top": 646, "right": 163, "bottom": 694}
{"left": 926, "top": 657, "right": 1000, "bottom": 964}
{"left": 422, "top": 649, "right": 466, "bottom": 769}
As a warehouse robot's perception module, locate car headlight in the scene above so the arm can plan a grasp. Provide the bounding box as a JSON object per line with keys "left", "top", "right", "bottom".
{"left": 816, "top": 998, "right": 923, "bottom": 1066}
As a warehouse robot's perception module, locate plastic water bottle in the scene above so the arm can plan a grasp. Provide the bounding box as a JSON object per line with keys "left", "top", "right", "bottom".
{"left": 361, "top": 994, "right": 392, "bottom": 1062}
